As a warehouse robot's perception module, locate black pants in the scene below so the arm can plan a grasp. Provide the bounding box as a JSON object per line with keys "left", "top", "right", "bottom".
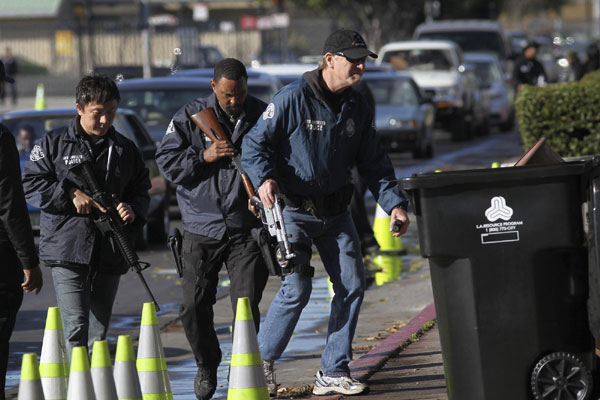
{"left": 0, "top": 289, "right": 23, "bottom": 400}
{"left": 179, "top": 231, "right": 269, "bottom": 371}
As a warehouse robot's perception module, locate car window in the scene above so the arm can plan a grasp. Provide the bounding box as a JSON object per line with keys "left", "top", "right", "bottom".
{"left": 383, "top": 49, "right": 454, "bottom": 71}
{"left": 418, "top": 31, "right": 506, "bottom": 60}
{"left": 470, "top": 60, "right": 503, "bottom": 84}
{"left": 366, "top": 79, "right": 420, "bottom": 106}
{"left": 248, "top": 82, "right": 277, "bottom": 103}
{"left": 119, "top": 88, "right": 212, "bottom": 130}
{"left": 121, "top": 114, "right": 155, "bottom": 147}
{"left": 3, "top": 115, "right": 72, "bottom": 160}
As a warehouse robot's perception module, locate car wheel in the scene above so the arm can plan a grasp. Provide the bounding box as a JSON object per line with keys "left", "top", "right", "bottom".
{"left": 499, "top": 112, "right": 515, "bottom": 132}
{"left": 450, "top": 111, "right": 469, "bottom": 141}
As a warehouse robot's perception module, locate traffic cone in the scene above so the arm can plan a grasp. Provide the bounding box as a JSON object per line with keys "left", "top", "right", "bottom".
{"left": 34, "top": 83, "right": 46, "bottom": 110}
{"left": 114, "top": 335, "right": 142, "bottom": 400}
{"left": 136, "top": 302, "right": 172, "bottom": 400}
{"left": 67, "top": 346, "right": 95, "bottom": 400}
{"left": 18, "top": 353, "right": 44, "bottom": 400}
{"left": 228, "top": 297, "right": 269, "bottom": 400}
{"left": 372, "top": 204, "right": 403, "bottom": 286}
{"left": 90, "top": 340, "right": 118, "bottom": 400}
{"left": 40, "top": 306, "right": 69, "bottom": 400}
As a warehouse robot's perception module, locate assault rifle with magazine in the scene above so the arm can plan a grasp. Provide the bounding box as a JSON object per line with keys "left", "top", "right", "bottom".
{"left": 74, "top": 161, "right": 161, "bottom": 311}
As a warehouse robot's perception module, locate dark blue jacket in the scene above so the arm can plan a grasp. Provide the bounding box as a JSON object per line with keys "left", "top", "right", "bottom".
{"left": 155, "top": 93, "right": 267, "bottom": 240}
{"left": 22, "top": 117, "right": 150, "bottom": 273}
{"left": 242, "top": 69, "right": 408, "bottom": 215}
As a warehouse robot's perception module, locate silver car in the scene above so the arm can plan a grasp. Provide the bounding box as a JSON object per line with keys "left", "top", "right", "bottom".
{"left": 464, "top": 53, "right": 514, "bottom": 132}
{"left": 362, "top": 72, "right": 436, "bottom": 158}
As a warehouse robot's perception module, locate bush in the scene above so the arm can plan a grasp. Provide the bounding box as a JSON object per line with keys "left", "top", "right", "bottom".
{"left": 515, "top": 79, "right": 600, "bottom": 157}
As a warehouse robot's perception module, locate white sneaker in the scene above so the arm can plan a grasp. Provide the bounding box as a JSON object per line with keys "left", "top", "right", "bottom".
{"left": 262, "top": 359, "right": 278, "bottom": 396}
{"left": 312, "top": 370, "right": 369, "bottom": 396}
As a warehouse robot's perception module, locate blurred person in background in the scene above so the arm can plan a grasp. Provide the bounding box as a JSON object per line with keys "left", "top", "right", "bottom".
{"left": 565, "top": 50, "right": 584, "bottom": 82}
{"left": 513, "top": 41, "right": 547, "bottom": 92}
{"left": 16, "top": 125, "right": 34, "bottom": 158}
{"left": 0, "top": 48, "right": 17, "bottom": 106}
{"left": 583, "top": 42, "right": 600, "bottom": 76}
{"left": 0, "top": 60, "right": 43, "bottom": 400}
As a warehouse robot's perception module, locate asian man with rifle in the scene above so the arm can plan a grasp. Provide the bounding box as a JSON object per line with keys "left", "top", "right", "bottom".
{"left": 22, "top": 74, "right": 152, "bottom": 360}
{"left": 156, "top": 58, "right": 269, "bottom": 400}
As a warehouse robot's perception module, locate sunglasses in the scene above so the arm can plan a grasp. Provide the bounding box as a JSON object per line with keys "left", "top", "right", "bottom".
{"left": 334, "top": 52, "right": 367, "bottom": 65}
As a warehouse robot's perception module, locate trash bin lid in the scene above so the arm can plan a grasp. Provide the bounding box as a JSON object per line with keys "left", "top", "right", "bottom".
{"left": 399, "top": 157, "right": 600, "bottom": 190}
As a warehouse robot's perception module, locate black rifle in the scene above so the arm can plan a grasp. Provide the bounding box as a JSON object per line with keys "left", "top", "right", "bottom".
{"left": 74, "top": 161, "right": 160, "bottom": 311}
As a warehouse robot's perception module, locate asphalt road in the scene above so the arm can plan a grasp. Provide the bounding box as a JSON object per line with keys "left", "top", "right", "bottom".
{"left": 4, "top": 121, "right": 525, "bottom": 398}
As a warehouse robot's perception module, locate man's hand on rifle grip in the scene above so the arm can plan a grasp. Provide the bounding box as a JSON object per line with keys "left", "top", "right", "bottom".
{"left": 258, "top": 179, "right": 279, "bottom": 209}
{"left": 203, "top": 139, "right": 236, "bottom": 163}
{"left": 117, "top": 202, "right": 136, "bottom": 223}
{"left": 69, "top": 188, "right": 106, "bottom": 214}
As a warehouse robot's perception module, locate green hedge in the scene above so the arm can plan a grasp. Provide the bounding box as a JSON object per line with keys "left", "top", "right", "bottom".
{"left": 515, "top": 76, "right": 600, "bottom": 157}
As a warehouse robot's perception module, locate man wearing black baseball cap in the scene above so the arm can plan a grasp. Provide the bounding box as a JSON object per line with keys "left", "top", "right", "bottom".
{"left": 243, "top": 28, "right": 409, "bottom": 396}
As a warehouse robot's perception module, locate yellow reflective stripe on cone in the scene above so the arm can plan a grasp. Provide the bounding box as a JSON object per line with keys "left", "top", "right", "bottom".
{"left": 39, "top": 363, "right": 69, "bottom": 378}
{"left": 136, "top": 357, "right": 167, "bottom": 372}
{"left": 230, "top": 352, "right": 262, "bottom": 366}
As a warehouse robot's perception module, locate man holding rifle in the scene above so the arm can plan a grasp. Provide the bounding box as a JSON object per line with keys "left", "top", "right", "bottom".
{"left": 22, "top": 74, "right": 151, "bottom": 359}
{"left": 156, "top": 58, "right": 269, "bottom": 400}
{"left": 242, "top": 29, "right": 410, "bottom": 396}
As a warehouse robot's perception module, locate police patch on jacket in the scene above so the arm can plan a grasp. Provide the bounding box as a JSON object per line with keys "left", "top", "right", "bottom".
{"left": 263, "top": 103, "right": 275, "bottom": 120}
{"left": 30, "top": 144, "right": 45, "bottom": 161}
{"left": 166, "top": 120, "right": 175, "bottom": 135}
{"left": 346, "top": 119, "right": 355, "bottom": 137}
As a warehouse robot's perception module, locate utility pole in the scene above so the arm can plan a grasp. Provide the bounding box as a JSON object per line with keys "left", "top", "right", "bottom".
{"left": 594, "top": 0, "right": 600, "bottom": 39}
{"left": 140, "top": 0, "right": 152, "bottom": 78}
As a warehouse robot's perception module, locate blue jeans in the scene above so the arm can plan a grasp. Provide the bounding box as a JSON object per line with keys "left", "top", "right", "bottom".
{"left": 258, "top": 207, "right": 365, "bottom": 377}
{"left": 51, "top": 264, "right": 121, "bottom": 360}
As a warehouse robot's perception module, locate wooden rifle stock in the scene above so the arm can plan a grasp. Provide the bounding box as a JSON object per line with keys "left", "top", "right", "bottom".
{"left": 190, "top": 108, "right": 256, "bottom": 198}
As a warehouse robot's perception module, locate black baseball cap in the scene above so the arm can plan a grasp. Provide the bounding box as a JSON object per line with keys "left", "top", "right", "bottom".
{"left": 0, "top": 61, "right": 14, "bottom": 83}
{"left": 323, "top": 29, "right": 378, "bottom": 59}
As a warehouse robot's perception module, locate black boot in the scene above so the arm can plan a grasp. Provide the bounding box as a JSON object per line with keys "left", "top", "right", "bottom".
{"left": 194, "top": 365, "right": 217, "bottom": 400}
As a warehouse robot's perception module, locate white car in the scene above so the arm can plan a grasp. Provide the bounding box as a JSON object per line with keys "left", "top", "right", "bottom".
{"left": 464, "top": 53, "right": 515, "bottom": 132}
{"left": 377, "top": 40, "right": 478, "bottom": 141}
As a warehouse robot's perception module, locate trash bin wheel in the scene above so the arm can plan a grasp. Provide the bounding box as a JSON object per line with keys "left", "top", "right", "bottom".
{"left": 530, "top": 352, "right": 592, "bottom": 400}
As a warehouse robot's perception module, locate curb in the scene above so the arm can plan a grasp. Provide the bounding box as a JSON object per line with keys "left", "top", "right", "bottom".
{"left": 349, "top": 302, "right": 437, "bottom": 382}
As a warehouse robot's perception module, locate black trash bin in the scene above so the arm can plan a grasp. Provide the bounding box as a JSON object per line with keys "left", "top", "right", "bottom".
{"left": 399, "top": 158, "right": 600, "bottom": 400}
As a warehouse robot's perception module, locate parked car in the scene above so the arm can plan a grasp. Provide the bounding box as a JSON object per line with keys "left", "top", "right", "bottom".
{"left": 464, "top": 53, "right": 514, "bottom": 132}
{"left": 377, "top": 40, "right": 478, "bottom": 141}
{"left": 362, "top": 72, "right": 436, "bottom": 158}
{"left": 249, "top": 63, "right": 317, "bottom": 86}
{"left": 413, "top": 19, "right": 513, "bottom": 72}
{"left": 0, "top": 108, "right": 169, "bottom": 246}
{"left": 118, "top": 75, "right": 282, "bottom": 144}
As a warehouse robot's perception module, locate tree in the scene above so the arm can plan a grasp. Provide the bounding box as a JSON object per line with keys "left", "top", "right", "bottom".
{"left": 291, "top": 0, "right": 426, "bottom": 52}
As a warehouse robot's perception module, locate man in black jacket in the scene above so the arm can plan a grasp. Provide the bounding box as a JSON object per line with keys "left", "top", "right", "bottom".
{"left": 0, "top": 60, "right": 43, "bottom": 400}
{"left": 512, "top": 41, "right": 547, "bottom": 92}
{"left": 156, "top": 58, "right": 269, "bottom": 400}
{"left": 22, "top": 75, "right": 150, "bottom": 359}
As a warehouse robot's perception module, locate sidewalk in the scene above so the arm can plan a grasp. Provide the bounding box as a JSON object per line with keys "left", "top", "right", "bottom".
{"left": 296, "top": 303, "right": 446, "bottom": 400}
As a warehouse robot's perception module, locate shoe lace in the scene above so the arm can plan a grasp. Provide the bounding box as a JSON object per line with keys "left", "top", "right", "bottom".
{"left": 263, "top": 360, "right": 276, "bottom": 384}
